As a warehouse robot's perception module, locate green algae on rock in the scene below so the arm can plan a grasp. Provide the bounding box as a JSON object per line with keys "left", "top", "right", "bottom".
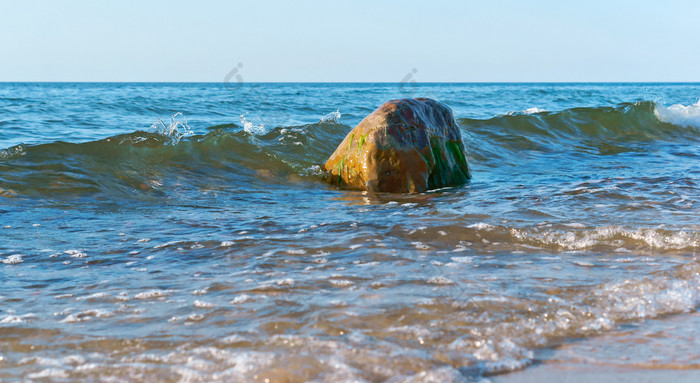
{"left": 324, "top": 98, "right": 471, "bottom": 193}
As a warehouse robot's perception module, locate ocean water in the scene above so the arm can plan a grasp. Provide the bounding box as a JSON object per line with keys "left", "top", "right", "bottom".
{"left": 0, "top": 82, "right": 698, "bottom": 382}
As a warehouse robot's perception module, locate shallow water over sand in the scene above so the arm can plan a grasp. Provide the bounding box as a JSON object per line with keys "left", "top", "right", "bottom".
{"left": 1, "top": 83, "right": 699, "bottom": 381}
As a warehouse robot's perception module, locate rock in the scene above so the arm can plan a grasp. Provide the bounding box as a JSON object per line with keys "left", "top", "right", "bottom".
{"left": 324, "top": 98, "right": 470, "bottom": 193}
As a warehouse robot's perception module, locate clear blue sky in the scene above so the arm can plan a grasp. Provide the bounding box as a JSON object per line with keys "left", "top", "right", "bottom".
{"left": 1, "top": 0, "right": 698, "bottom": 82}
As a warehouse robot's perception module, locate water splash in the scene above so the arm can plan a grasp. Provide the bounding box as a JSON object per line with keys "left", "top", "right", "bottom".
{"left": 654, "top": 99, "right": 700, "bottom": 128}
{"left": 0, "top": 144, "right": 26, "bottom": 160}
{"left": 150, "top": 112, "right": 194, "bottom": 145}
{"left": 240, "top": 114, "right": 267, "bottom": 135}
{"left": 320, "top": 109, "right": 341, "bottom": 123}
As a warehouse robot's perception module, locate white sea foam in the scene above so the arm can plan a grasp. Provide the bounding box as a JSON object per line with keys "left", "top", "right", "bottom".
{"left": 192, "top": 288, "right": 208, "bottom": 295}
{"left": 320, "top": 109, "right": 341, "bottom": 123}
{"left": 0, "top": 313, "right": 37, "bottom": 323}
{"left": 593, "top": 267, "right": 700, "bottom": 319}
{"left": 65, "top": 249, "right": 86, "bottom": 258}
{"left": 522, "top": 107, "right": 546, "bottom": 114}
{"left": 468, "top": 222, "right": 495, "bottom": 231}
{"left": 193, "top": 300, "right": 215, "bottom": 309}
{"left": 61, "top": 309, "right": 113, "bottom": 323}
{"left": 510, "top": 225, "right": 699, "bottom": 251}
{"left": 329, "top": 279, "right": 354, "bottom": 287}
{"left": 275, "top": 278, "right": 295, "bottom": 286}
{"left": 153, "top": 241, "right": 178, "bottom": 249}
{"left": 134, "top": 289, "right": 169, "bottom": 299}
{"left": 231, "top": 294, "right": 252, "bottom": 304}
{"left": 186, "top": 313, "right": 205, "bottom": 322}
{"left": 654, "top": 99, "right": 700, "bottom": 128}
{"left": 507, "top": 107, "right": 546, "bottom": 115}
{"left": 427, "top": 276, "right": 455, "bottom": 285}
{"left": 450, "top": 256, "right": 473, "bottom": 264}
{"left": 27, "top": 369, "right": 69, "bottom": 379}
{"left": 2, "top": 254, "right": 23, "bottom": 264}
{"left": 412, "top": 241, "right": 431, "bottom": 250}
{"left": 240, "top": 114, "right": 267, "bottom": 135}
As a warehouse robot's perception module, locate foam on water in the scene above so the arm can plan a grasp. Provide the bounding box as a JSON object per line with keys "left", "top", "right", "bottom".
{"left": 436, "top": 262, "right": 700, "bottom": 374}
{"left": 133, "top": 289, "right": 169, "bottom": 300}
{"left": 507, "top": 107, "right": 546, "bottom": 115}
{"left": 654, "top": 99, "right": 700, "bottom": 128}
{"left": 64, "top": 249, "right": 87, "bottom": 258}
{"left": 0, "top": 260, "right": 697, "bottom": 381}
{"left": 2, "top": 83, "right": 700, "bottom": 382}
{"left": 509, "top": 225, "right": 699, "bottom": 251}
{"left": 2, "top": 254, "right": 23, "bottom": 264}
{"left": 594, "top": 275, "right": 699, "bottom": 319}
{"left": 193, "top": 300, "right": 215, "bottom": 309}
{"left": 0, "top": 313, "right": 36, "bottom": 323}
{"left": 60, "top": 309, "right": 114, "bottom": 323}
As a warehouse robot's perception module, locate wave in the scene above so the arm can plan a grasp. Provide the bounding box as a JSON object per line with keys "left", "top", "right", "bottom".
{"left": 440, "top": 259, "right": 700, "bottom": 374}
{"left": 401, "top": 221, "right": 700, "bottom": 254}
{"left": 460, "top": 101, "right": 700, "bottom": 163}
{"left": 0, "top": 122, "right": 349, "bottom": 198}
{"left": 1, "top": 100, "right": 698, "bottom": 198}
{"left": 6, "top": 257, "right": 697, "bottom": 380}
{"left": 654, "top": 98, "right": 700, "bottom": 128}
{"left": 462, "top": 101, "right": 700, "bottom": 143}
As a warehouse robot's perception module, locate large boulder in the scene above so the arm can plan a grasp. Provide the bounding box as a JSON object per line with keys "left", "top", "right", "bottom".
{"left": 324, "top": 98, "right": 470, "bottom": 193}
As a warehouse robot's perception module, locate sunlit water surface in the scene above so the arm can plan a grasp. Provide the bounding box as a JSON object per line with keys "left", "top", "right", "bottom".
{"left": 1, "top": 83, "right": 699, "bottom": 382}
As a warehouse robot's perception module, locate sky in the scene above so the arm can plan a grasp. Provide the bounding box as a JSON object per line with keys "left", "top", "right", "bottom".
{"left": 0, "top": 0, "right": 698, "bottom": 82}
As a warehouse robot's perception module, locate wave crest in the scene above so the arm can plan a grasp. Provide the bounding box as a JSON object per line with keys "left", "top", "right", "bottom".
{"left": 654, "top": 99, "right": 700, "bottom": 128}
{"left": 0, "top": 121, "right": 351, "bottom": 198}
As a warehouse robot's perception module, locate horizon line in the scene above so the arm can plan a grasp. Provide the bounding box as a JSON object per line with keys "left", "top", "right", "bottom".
{"left": 1, "top": 81, "right": 700, "bottom": 85}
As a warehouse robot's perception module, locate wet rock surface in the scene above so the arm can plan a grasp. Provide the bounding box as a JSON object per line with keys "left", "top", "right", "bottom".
{"left": 324, "top": 98, "right": 471, "bottom": 193}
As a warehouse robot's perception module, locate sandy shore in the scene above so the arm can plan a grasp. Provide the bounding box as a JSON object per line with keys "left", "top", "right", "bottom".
{"left": 495, "top": 311, "right": 700, "bottom": 383}
{"left": 493, "top": 363, "right": 700, "bottom": 383}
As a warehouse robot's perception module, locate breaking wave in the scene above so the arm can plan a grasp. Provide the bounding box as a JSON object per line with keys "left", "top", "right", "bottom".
{"left": 654, "top": 98, "right": 700, "bottom": 128}
{"left": 0, "top": 100, "right": 698, "bottom": 199}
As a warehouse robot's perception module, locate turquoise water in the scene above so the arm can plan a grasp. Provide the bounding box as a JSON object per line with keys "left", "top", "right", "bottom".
{"left": 1, "top": 83, "right": 699, "bottom": 382}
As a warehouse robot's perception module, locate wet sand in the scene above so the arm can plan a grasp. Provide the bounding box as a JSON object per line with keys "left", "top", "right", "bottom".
{"left": 494, "top": 364, "right": 700, "bottom": 383}
{"left": 495, "top": 310, "right": 700, "bottom": 383}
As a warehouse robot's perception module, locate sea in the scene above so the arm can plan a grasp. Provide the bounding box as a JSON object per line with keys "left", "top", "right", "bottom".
{"left": 0, "top": 82, "right": 698, "bottom": 382}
